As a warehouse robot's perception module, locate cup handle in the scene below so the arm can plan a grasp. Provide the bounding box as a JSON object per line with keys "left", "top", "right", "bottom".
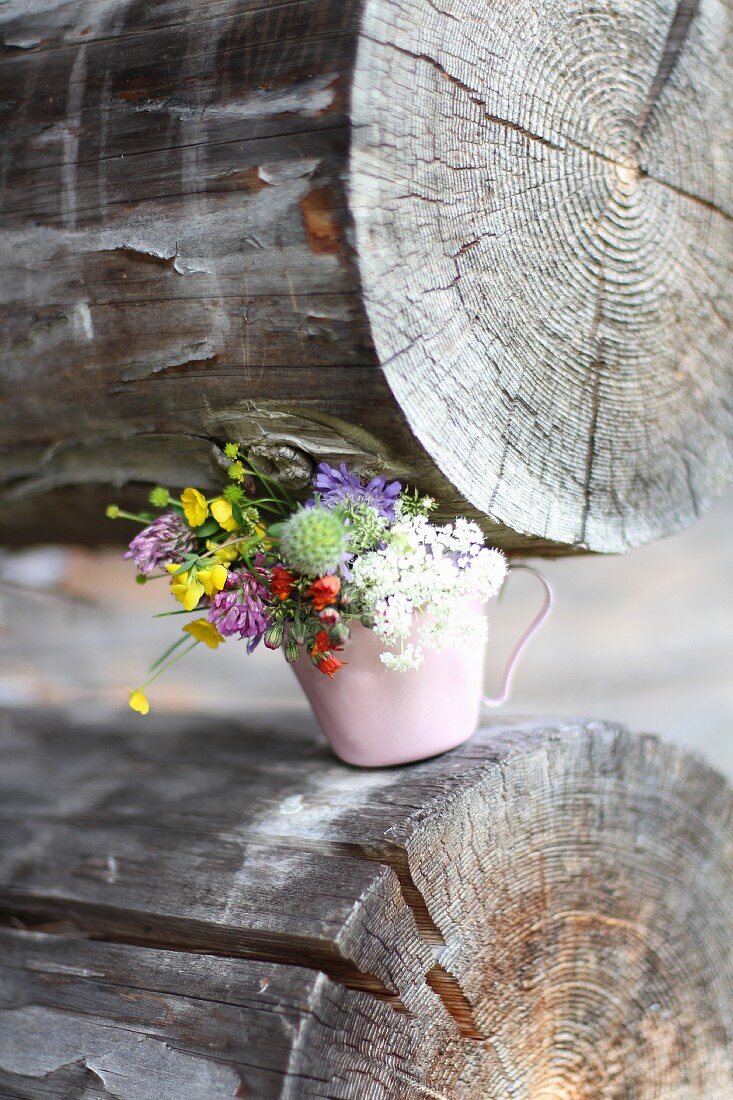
{"left": 481, "top": 564, "right": 554, "bottom": 709}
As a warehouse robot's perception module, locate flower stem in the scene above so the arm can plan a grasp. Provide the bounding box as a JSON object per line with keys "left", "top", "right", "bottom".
{"left": 242, "top": 457, "right": 297, "bottom": 512}
{"left": 196, "top": 534, "right": 263, "bottom": 563}
{"left": 140, "top": 640, "right": 199, "bottom": 689}
{"left": 147, "top": 634, "right": 189, "bottom": 673}
{"left": 152, "top": 609, "right": 197, "bottom": 618}
{"left": 113, "top": 509, "right": 152, "bottom": 524}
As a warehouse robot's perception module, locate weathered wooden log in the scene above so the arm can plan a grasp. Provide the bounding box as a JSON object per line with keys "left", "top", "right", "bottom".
{"left": 0, "top": 932, "right": 449, "bottom": 1100}
{"left": 1, "top": 707, "right": 731, "bottom": 1096}
{"left": 1, "top": 0, "right": 731, "bottom": 553}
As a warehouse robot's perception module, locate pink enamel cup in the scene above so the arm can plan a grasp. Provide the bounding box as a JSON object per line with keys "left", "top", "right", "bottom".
{"left": 292, "top": 565, "right": 553, "bottom": 767}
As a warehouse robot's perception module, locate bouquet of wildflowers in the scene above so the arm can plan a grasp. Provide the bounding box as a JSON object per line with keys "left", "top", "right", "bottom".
{"left": 108, "top": 446, "right": 507, "bottom": 715}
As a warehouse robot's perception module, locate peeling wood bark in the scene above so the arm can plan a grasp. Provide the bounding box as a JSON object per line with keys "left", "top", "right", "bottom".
{"left": 0, "top": 0, "right": 730, "bottom": 552}
{"left": 0, "top": 708, "right": 731, "bottom": 1096}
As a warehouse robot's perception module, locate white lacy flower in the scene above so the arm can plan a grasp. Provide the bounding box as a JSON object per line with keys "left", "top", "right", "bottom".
{"left": 380, "top": 644, "right": 420, "bottom": 671}
{"left": 374, "top": 593, "right": 414, "bottom": 643}
{"left": 452, "top": 517, "right": 480, "bottom": 551}
{"left": 346, "top": 515, "right": 507, "bottom": 671}
{"left": 469, "top": 547, "right": 508, "bottom": 601}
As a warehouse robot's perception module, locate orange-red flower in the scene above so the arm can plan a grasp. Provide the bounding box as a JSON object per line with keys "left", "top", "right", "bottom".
{"left": 311, "top": 630, "right": 334, "bottom": 654}
{"left": 270, "top": 565, "right": 295, "bottom": 601}
{"left": 315, "top": 653, "right": 345, "bottom": 677}
{"left": 306, "top": 575, "right": 340, "bottom": 611}
{"left": 310, "top": 629, "right": 345, "bottom": 678}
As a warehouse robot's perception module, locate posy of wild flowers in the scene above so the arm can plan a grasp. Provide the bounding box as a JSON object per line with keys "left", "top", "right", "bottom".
{"left": 108, "top": 447, "right": 507, "bottom": 714}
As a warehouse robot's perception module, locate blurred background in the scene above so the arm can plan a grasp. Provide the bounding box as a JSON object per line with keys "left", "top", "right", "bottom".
{"left": 2, "top": 486, "right": 731, "bottom": 780}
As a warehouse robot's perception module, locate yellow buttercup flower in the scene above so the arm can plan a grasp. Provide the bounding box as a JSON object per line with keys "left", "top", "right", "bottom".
{"left": 170, "top": 571, "right": 205, "bottom": 611}
{"left": 254, "top": 521, "right": 272, "bottom": 549}
{"left": 129, "top": 689, "right": 150, "bottom": 716}
{"left": 211, "top": 497, "right": 238, "bottom": 532}
{"left": 181, "top": 487, "right": 208, "bottom": 527}
{"left": 198, "top": 563, "right": 228, "bottom": 597}
{"left": 183, "top": 619, "right": 224, "bottom": 649}
{"left": 206, "top": 539, "right": 239, "bottom": 564}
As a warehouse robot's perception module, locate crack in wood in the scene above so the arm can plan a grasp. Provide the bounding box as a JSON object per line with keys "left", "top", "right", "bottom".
{"left": 425, "top": 964, "right": 484, "bottom": 1041}
{"left": 0, "top": 898, "right": 407, "bottom": 1011}
{"left": 575, "top": 159, "right": 618, "bottom": 546}
{"left": 369, "top": 29, "right": 731, "bottom": 224}
{"left": 642, "top": 170, "right": 733, "bottom": 223}
{"left": 210, "top": 832, "right": 485, "bottom": 1040}
{"left": 0, "top": 823, "right": 486, "bottom": 1041}
{"left": 579, "top": 353, "right": 604, "bottom": 547}
{"left": 367, "top": 36, "right": 564, "bottom": 155}
{"left": 632, "top": 0, "right": 701, "bottom": 153}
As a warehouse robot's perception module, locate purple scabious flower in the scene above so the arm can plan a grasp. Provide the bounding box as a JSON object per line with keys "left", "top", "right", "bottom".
{"left": 124, "top": 510, "right": 194, "bottom": 575}
{"left": 208, "top": 562, "right": 271, "bottom": 650}
{"left": 311, "top": 462, "right": 402, "bottom": 520}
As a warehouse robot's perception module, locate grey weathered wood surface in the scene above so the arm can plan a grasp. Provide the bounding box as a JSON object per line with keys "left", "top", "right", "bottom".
{"left": 1, "top": 0, "right": 731, "bottom": 554}
{"left": 1, "top": 707, "right": 732, "bottom": 1097}
{"left": 0, "top": 932, "right": 426, "bottom": 1100}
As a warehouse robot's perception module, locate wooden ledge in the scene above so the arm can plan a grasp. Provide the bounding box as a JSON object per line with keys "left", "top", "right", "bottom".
{"left": 0, "top": 708, "right": 731, "bottom": 1096}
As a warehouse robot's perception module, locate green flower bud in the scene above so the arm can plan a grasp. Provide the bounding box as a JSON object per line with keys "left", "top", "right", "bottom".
{"left": 223, "top": 484, "right": 245, "bottom": 506}
{"left": 395, "top": 486, "right": 436, "bottom": 519}
{"left": 279, "top": 506, "right": 348, "bottom": 577}
{"left": 148, "top": 486, "right": 170, "bottom": 508}
{"left": 290, "top": 618, "right": 308, "bottom": 644}
{"left": 228, "top": 461, "right": 245, "bottom": 483}
{"left": 264, "top": 622, "right": 284, "bottom": 650}
{"left": 105, "top": 504, "right": 120, "bottom": 519}
{"left": 342, "top": 500, "right": 388, "bottom": 553}
{"left": 330, "top": 622, "right": 350, "bottom": 645}
{"left": 284, "top": 638, "right": 300, "bottom": 663}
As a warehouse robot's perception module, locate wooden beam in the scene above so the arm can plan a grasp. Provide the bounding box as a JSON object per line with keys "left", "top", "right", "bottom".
{"left": 1, "top": 708, "right": 731, "bottom": 1094}
{"left": 0, "top": 930, "right": 440, "bottom": 1099}
{"left": 1, "top": 0, "right": 730, "bottom": 553}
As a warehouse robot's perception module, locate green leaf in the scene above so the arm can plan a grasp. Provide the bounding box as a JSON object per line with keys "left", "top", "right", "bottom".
{"left": 168, "top": 554, "right": 199, "bottom": 578}
{"left": 267, "top": 522, "right": 286, "bottom": 539}
{"left": 195, "top": 519, "right": 220, "bottom": 536}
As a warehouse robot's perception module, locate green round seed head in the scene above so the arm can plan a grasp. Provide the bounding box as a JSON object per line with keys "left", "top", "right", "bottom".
{"left": 279, "top": 506, "right": 348, "bottom": 577}
{"left": 149, "top": 486, "right": 170, "bottom": 508}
